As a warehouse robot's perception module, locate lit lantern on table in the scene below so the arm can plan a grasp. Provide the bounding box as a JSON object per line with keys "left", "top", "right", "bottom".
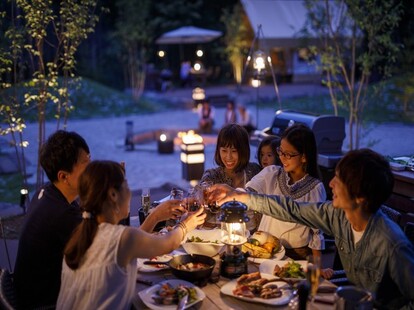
{"left": 179, "top": 130, "right": 204, "bottom": 182}
{"left": 219, "top": 200, "right": 250, "bottom": 278}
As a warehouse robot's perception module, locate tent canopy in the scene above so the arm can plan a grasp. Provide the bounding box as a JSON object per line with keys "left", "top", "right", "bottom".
{"left": 241, "top": 0, "right": 347, "bottom": 48}
{"left": 156, "top": 26, "right": 222, "bottom": 45}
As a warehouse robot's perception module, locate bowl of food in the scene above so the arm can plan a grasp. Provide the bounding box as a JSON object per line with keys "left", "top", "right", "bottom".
{"left": 182, "top": 229, "right": 225, "bottom": 257}
{"left": 144, "top": 254, "right": 216, "bottom": 283}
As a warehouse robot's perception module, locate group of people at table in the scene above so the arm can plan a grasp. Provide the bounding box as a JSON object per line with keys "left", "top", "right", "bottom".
{"left": 12, "top": 121, "right": 414, "bottom": 309}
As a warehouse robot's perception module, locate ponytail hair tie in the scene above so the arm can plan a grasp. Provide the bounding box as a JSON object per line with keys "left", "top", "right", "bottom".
{"left": 82, "top": 211, "right": 93, "bottom": 219}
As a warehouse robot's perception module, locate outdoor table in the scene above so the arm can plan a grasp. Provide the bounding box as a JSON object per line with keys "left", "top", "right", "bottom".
{"left": 132, "top": 255, "right": 337, "bottom": 309}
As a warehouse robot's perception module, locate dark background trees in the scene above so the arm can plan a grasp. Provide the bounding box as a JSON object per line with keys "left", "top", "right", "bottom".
{"left": 75, "top": 0, "right": 238, "bottom": 92}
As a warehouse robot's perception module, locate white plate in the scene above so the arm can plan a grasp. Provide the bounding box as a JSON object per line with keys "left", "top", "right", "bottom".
{"left": 138, "top": 279, "right": 205, "bottom": 310}
{"left": 390, "top": 162, "right": 406, "bottom": 171}
{"left": 137, "top": 250, "right": 186, "bottom": 272}
{"left": 247, "top": 245, "right": 286, "bottom": 264}
{"left": 259, "top": 260, "right": 307, "bottom": 279}
{"left": 220, "top": 273, "right": 293, "bottom": 306}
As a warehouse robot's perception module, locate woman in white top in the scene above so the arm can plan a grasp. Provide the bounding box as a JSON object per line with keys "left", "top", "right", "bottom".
{"left": 245, "top": 124, "right": 332, "bottom": 278}
{"left": 57, "top": 160, "right": 206, "bottom": 310}
{"left": 238, "top": 104, "right": 256, "bottom": 134}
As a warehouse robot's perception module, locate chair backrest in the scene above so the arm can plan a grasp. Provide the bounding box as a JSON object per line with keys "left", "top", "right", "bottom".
{"left": 380, "top": 205, "right": 401, "bottom": 224}
{"left": 0, "top": 269, "right": 16, "bottom": 310}
{"left": 404, "top": 222, "right": 414, "bottom": 245}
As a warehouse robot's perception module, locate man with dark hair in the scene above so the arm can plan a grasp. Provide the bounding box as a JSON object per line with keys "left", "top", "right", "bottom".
{"left": 14, "top": 130, "right": 91, "bottom": 309}
{"left": 209, "top": 148, "right": 414, "bottom": 309}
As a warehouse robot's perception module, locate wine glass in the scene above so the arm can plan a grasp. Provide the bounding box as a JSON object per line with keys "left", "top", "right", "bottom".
{"left": 186, "top": 187, "right": 201, "bottom": 212}
{"left": 306, "top": 255, "right": 321, "bottom": 302}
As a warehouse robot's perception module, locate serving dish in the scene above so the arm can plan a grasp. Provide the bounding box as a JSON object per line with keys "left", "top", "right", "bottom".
{"left": 143, "top": 254, "right": 216, "bottom": 283}
{"left": 247, "top": 245, "right": 286, "bottom": 263}
{"left": 138, "top": 279, "right": 205, "bottom": 310}
{"left": 220, "top": 273, "right": 293, "bottom": 306}
{"left": 182, "top": 229, "right": 225, "bottom": 257}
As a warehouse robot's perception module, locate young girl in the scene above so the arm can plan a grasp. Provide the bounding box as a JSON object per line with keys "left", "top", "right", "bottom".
{"left": 245, "top": 124, "right": 332, "bottom": 277}
{"left": 200, "top": 124, "right": 261, "bottom": 229}
{"left": 256, "top": 136, "right": 281, "bottom": 168}
{"left": 57, "top": 161, "right": 205, "bottom": 309}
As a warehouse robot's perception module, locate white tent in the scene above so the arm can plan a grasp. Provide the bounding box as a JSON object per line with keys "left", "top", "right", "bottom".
{"left": 241, "top": 0, "right": 349, "bottom": 48}
{"left": 241, "top": 0, "right": 313, "bottom": 48}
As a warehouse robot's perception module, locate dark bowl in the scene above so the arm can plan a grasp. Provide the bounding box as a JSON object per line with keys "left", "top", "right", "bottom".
{"left": 168, "top": 254, "right": 216, "bottom": 283}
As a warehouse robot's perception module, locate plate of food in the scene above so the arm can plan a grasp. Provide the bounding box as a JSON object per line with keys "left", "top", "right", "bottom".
{"left": 242, "top": 231, "right": 285, "bottom": 263}
{"left": 259, "top": 260, "right": 307, "bottom": 281}
{"left": 137, "top": 250, "right": 185, "bottom": 272}
{"left": 220, "top": 271, "right": 293, "bottom": 306}
{"left": 137, "top": 254, "right": 174, "bottom": 272}
{"left": 138, "top": 279, "right": 205, "bottom": 310}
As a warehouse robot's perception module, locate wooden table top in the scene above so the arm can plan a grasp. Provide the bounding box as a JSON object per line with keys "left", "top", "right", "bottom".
{"left": 133, "top": 255, "right": 337, "bottom": 310}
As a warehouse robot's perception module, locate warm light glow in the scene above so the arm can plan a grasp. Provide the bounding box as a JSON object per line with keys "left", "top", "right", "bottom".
{"left": 159, "top": 134, "right": 167, "bottom": 142}
{"left": 192, "top": 87, "right": 205, "bottom": 101}
{"left": 221, "top": 222, "right": 247, "bottom": 245}
{"left": 196, "top": 49, "right": 203, "bottom": 57}
{"left": 20, "top": 188, "right": 28, "bottom": 195}
{"left": 253, "top": 50, "right": 266, "bottom": 71}
{"left": 194, "top": 63, "right": 201, "bottom": 71}
{"left": 251, "top": 79, "right": 261, "bottom": 88}
{"left": 158, "top": 50, "right": 165, "bottom": 57}
{"left": 180, "top": 153, "right": 205, "bottom": 164}
{"left": 178, "top": 130, "right": 203, "bottom": 144}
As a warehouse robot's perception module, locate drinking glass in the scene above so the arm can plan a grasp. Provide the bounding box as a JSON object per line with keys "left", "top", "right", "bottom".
{"left": 200, "top": 181, "right": 220, "bottom": 213}
{"left": 141, "top": 187, "right": 151, "bottom": 215}
{"left": 186, "top": 187, "right": 201, "bottom": 212}
{"left": 306, "top": 255, "right": 321, "bottom": 301}
{"left": 170, "top": 188, "right": 184, "bottom": 224}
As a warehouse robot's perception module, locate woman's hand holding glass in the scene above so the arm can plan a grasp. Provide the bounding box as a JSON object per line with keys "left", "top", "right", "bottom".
{"left": 152, "top": 199, "right": 187, "bottom": 222}
{"left": 181, "top": 206, "right": 206, "bottom": 232}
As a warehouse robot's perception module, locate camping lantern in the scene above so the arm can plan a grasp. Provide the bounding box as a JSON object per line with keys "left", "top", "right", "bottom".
{"left": 253, "top": 50, "right": 266, "bottom": 80}
{"left": 219, "top": 200, "right": 250, "bottom": 278}
{"left": 180, "top": 131, "right": 205, "bottom": 181}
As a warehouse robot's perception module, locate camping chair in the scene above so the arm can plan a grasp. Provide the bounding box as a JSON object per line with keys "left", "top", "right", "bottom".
{"left": 0, "top": 269, "right": 17, "bottom": 310}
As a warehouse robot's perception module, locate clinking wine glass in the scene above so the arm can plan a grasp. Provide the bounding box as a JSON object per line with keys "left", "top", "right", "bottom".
{"left": 306, "top": 255, "right": 321, "bottom": 301}
{"left": 170, "top": 188, "right": 184, "bottom": 224}
{"left": 200, "top": 181, "right": 220, "bottom": 213}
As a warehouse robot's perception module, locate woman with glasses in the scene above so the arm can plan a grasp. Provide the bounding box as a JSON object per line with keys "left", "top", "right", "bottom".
{"left": 245, "top": 124, "right": 333, "bottom": 278}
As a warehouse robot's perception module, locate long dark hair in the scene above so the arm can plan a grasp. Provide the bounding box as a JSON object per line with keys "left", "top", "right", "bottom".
{"left": 282, "top": 124, "right": 320, "bottom": 179}
{"left": 64, "top": 160, "right": 125, "bottom": 269}
{"left": 214, "top": 124, "right": 250, "bottom": 173}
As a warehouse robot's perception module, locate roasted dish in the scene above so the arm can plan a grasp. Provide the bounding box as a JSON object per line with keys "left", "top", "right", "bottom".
{"left": 242, "top": 231, "right": 281, "bottom": 259}
{"left": 232, "top": 272, "right": 283, "bottom": 299}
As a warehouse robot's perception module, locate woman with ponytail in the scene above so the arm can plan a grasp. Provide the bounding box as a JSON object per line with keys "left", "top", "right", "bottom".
{"left": 57, "top": 160, "right": 205, "bottom": 310}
